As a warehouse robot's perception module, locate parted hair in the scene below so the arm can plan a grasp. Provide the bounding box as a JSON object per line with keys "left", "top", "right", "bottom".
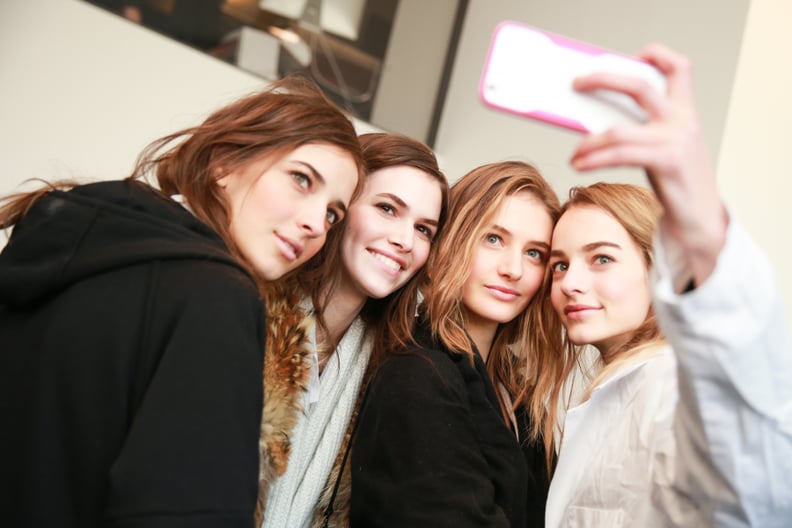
{"left": 419, "top": 161, "right": 563, "bottom": 450}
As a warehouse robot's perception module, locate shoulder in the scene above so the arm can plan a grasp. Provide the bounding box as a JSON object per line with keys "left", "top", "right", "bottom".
{"left": 622, "top": 345, "right": 679, "bottom": 418}
{"left": 147, "top": 260, "right": 265, "bottom": 346}
{"left": 636, "top": 345, "right": 677, "bottom": 386}
{"left": 370, "top": 345, "right": 467, "bottom": 400}
{"left": 379, "top": 344, "right": 463, "bottom": 380}
{"left": 160, "top": 259, "right": 259, "bottom": 302}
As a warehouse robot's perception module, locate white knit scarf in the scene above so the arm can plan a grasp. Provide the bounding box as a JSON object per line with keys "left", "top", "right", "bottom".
{"left": 263, "top": 316, "right": 372, "bottom": 528}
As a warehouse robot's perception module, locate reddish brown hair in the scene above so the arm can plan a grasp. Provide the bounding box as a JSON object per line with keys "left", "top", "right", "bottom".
{"left": 134, "top": 74, "right": 364, "bottom": 284}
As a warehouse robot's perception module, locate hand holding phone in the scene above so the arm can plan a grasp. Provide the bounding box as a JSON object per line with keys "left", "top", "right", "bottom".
{"left": 480, "top": 22, "right": 667, "bottom": 133}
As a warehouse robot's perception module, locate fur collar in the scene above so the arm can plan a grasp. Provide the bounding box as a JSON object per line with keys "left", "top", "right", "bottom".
{"left": 256, "top": 287, "right": 315, "bottom": 525}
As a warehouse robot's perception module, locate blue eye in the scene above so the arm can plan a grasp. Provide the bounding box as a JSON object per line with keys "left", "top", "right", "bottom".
{"left": 485, "top": 233, "right": 501, "bottom": 245}
{"left": 526, "top": 248, "right": 544, "bottom": 261}
{"left": 594, "top": 255, "right": 613, "bottom": 265}
{"left": 551, "top": 262, "right": 568, "bottom": 273}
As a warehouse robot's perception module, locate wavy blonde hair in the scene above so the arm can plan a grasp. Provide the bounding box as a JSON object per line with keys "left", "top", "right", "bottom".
{"left": 561, "top": 182, "right": 665, "bottom": 410}
{"left": 419, "top": 161, "right": 564, "bottom": 457}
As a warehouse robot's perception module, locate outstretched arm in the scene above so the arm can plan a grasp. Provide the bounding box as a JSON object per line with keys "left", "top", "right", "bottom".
{"left": 572, "top": 44, "right": 792, "bottom": 526}
{"left": 571, "top": 44, "right": 728, "bottom": 287}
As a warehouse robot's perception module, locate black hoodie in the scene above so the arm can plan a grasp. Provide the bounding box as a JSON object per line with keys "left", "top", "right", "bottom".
{"left": 0, "top": 180, "right": 265, "bottom": 527}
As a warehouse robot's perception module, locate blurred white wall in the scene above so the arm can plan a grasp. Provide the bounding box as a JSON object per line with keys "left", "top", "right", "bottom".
{"left": 717, "top": 0, "right": 792, "bottom": 330}
{"left": 0, "top": 0, "right": 265, "bottom": 193}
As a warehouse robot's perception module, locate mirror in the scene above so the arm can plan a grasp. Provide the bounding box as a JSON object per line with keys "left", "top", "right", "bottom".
{"left": 84, "top": 0, "right": 467, "bottom": 146}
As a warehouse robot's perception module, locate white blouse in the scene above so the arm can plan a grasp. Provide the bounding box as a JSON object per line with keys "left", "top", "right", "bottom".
{"left": 546, "top": 218, "right": 792, "bottom": 527}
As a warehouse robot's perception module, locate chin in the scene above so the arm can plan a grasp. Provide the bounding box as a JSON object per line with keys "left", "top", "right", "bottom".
{"left": 484, "top": 311, "right": 522, "bottom": 325}
{"left": 360, "top": 282, "right": 397, "bottom": 300}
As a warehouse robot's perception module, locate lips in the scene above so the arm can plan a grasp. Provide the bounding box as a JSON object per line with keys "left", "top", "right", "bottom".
{"left": 485, "top": 284, "right": 520, "bottom": 301}
{"left": 564, "top": 304, "right": 600, "bottom": 321}
{"left": 275, "top": 233, "right": 303, "bottom": 262}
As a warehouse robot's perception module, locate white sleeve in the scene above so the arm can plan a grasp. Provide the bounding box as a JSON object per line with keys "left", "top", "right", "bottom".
{"left": 651, "top": 217, "right": 792, "bottom": 526}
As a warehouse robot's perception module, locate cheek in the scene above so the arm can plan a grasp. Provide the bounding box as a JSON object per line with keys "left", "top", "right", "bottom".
{"left": 600, "top": 273, "right": 642, "bottom": 304}
{"left": 302, "top": 233, "right": 329, "bottom": 262}
{"left": 344, "top": 208, "right": 373, "bottom": 245}
{"left": 339, "top": 217, "right": 368, "bottom": 265}
{"left": 410, "top": 240, "right": 432, "bottom": 273}
{"left": 519, "top": 265, "right": 546, "bottom": 301}
{"left": 250, "top": 173, "right": 289, "bottom": 217}
{"left": 460, "top": 271, "right": 478, "bottom": 309}
{"left": 550, "top": 283, "right": 564, "bottom": 315}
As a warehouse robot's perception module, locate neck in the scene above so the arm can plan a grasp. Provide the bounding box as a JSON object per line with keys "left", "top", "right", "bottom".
{"left": 596, "top": 331, "right": 634, "bottom": 365}
{"left": 317, "top": 279, "right": 367, "bottom": 365}
{"left": 465, "top": 316, "right": 498, "bottom": 363}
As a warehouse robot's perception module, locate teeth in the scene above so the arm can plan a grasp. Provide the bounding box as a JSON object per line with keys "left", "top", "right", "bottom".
{"left": 371, "top": 251, "right": 401, "bottom": 271}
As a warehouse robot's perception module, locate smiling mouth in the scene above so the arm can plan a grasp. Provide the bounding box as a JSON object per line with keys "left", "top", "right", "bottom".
{"left": 369, "top": 250, "right": 403, "bottom": 273}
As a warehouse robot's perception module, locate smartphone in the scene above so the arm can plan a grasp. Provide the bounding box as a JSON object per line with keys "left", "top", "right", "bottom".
{"left": 479, "top": 21, "right": 667, "bottom": 133}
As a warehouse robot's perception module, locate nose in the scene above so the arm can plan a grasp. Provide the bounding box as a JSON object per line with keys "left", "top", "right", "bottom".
{"left": 297, "top": 200, "right": 328, "bottom": 238}
{"left": 498, "top": 248, "right": 523, "bottom": 280}
{"left": 558, "top": 261, "right": 587, "bottom": 296}
{"left": 387, "top": 220, "right": 414, "bottom": 252}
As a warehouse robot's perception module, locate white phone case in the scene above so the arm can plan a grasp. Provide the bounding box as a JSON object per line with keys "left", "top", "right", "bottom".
{"left": 480, "top": 22, "right": 667, "bottom": 133}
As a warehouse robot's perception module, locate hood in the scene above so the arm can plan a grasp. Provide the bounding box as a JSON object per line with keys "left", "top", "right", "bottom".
{"left": 0, "top": 179, "right": 247, "bottom": 307}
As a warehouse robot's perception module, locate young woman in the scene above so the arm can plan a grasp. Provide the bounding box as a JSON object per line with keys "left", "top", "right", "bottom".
{"left": 542, "top": 44, "right": 791, "bottom": 527}
{"left": 0, "top": 75, "right": 363, "bottom": 528}
{"left": 258, "top": 132, "right": 449, "bottom": 528}
{"left": 350, "top": 160, "right": 563, "bottom": 527}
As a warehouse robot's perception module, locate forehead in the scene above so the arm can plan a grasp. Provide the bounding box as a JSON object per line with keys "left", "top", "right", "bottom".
{"left": 289, "top": 141, "right": 358, "bottom": 196}
{"left": 488, "top": 191, "right": 553, "bottom": 240}
{"left": 552, "top": 204, "right": 633, "bottom": 249}
{"left": 359, "top": 165, "right": 442, "bottom": 215}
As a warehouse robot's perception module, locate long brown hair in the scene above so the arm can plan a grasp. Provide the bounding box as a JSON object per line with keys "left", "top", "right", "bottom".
{"left": 1, "top": 75, "right": 365, "bottom": 292}
{"left": 420, "top": 161, "right": 563, "bottom": 445}
{"left": 297, "top": 132, "right": 449, "bottom": 355}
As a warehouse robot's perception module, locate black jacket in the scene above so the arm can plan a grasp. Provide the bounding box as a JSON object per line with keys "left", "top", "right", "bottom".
{"left": 0, "top": 180, "right": 265, "bottom": 527}
{"left": 350, "top": 324, "right": 549, "bottom": 527}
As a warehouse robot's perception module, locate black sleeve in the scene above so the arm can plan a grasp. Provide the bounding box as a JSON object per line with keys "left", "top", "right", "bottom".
{"left": 350, "top": 350, "right": 511, "bottom": 528}
{"left": 104, "top": 264, "right": 264, "bottom": 528}
{"left": 516, "top": 407, "right": 550, "bottom": 527}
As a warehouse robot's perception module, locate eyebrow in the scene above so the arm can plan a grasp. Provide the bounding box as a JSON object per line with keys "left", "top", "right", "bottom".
{"left": 377, "top": 192, "right": 438, "bottom": 226}
{"left": 584, "top": 241, "right": 622, "bottom": 252}
{"left": 294, "top": 161, "right": 324, "bottom": 186}
{"left": 550, "top": 240, "right": 622, "bottom": 258}
{"left": 489, "top": 223, "right": 550, "bottom": 249}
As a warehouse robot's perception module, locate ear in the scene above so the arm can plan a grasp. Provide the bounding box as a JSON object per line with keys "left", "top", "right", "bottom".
{"left": 215, "top": 167, "right": 230, "bottom": 189}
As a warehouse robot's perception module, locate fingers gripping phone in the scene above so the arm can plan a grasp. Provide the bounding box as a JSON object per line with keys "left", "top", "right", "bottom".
{"left": 479, "top": 21, "right": 667, "bottom": 133}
